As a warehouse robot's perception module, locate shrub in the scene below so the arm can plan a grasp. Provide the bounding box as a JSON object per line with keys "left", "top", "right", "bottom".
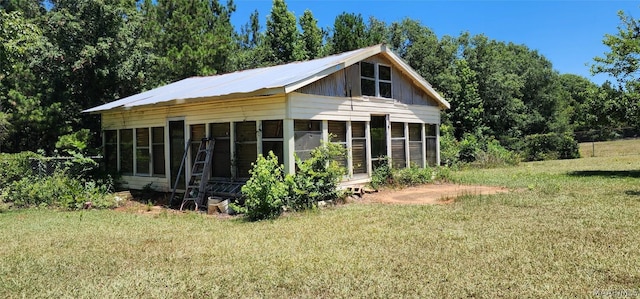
{"left": 0, "top": 170, "right": 116, "bottom": 210}
{"left": 0, "top": 151, "right": 41, "bottom": 189}
{"left": 286, "top": 142, "right": 346, "bottom": 211}
{"left": 369, "top": 157, "right": 393, "bottom": 189}
{"left": 472, "top": 139, "right": 521, "bottom": 167}
{"left": 237, "top": 152, "right": 287, "bottom": 221}
{"left": 523, "top": 133, "right": 580, "bottom": 161}
{"left": 439, "top": 124, "right": 460, "bottom": 166}
{"left": 394, "top": 165, "right": 434, "bottom": 186}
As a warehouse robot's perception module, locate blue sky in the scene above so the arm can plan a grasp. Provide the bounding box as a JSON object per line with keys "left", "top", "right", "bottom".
{"left": 231, "top": 0, "right": 640, "bottom": 85}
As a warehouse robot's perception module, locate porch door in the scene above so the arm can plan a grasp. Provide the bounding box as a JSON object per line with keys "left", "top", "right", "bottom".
{"left": 370, "top": 115, "right": 388, "bottom": 169}
{"left": 169, "top": 120, "right": 186, "bottom": 190}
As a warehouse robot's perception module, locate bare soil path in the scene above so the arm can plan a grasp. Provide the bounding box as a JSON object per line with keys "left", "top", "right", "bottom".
{"left": 361, "top": 183, "right": 510, "bottom": 205}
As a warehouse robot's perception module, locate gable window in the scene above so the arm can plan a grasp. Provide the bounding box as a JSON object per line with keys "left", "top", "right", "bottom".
{"left": 360, "top": 61, "right": 392, "bottom": 98}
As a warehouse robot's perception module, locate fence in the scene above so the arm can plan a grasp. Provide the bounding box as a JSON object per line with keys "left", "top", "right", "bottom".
{"left": 29, "top": 156, "right": 103, "bottom": 178}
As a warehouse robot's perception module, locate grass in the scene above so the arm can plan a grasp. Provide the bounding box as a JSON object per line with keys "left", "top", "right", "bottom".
{"left": 579, "top": 138, "right": 640, "bottom": 157}
{"left": 2, "top": 140, "right": 640, "bottom": 298}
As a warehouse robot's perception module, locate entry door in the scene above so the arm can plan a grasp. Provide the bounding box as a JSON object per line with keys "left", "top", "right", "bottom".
{"left": 169, "top": 120, "right": 186, "bottom": 190}
{"left": 370, "top": 115, "right": 388, "bottom": 168}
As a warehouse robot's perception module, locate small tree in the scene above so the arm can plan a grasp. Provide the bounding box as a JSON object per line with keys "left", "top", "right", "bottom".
{"left": 237, "top": 151, "right": 287, "bottom": 221}
{"left": 286, "top": 141, "right": 346, "bottom": 211}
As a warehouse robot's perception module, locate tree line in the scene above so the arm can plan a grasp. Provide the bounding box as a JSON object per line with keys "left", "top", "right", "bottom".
{"left": 0, "top": 0, "right": 636, "bottom": 156}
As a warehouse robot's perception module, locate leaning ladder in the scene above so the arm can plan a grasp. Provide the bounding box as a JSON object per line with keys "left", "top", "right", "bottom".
{"left": 180, "top": 138, "right": 215, "bottom": 211}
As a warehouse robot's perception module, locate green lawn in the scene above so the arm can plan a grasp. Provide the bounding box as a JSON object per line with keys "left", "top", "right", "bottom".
{"left": 2, "top": 141, "right": 640, "bottom": 298}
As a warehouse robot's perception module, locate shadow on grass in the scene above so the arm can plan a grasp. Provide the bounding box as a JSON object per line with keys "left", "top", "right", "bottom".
{"left": 567, "top": 170, "right": 640, "bottom": 178}
{"left": 625, "top": 190, "right": 640, "bottom": 196}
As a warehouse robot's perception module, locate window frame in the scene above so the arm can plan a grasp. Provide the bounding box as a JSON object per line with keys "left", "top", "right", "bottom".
{"left": 360, "top": 61, "right": 393, "bottom": 99}
{"left": 104, "top": 127, "right": 166, "bottom": 178}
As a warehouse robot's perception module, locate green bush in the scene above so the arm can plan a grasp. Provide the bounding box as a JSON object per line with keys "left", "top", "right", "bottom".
{"left": 369, "top": 157, "right": 442, "bottom": 189}
{"left": 237, "top": 152, "right": 287, "bottom": 221}
{"left": 286, "top": 142, "right": 346, "bottom": 211}
{"left": 369, "top": 157, "right": 393, "bottom": 189}
{"left": 439, "top": 124, "right": 460, "bottom": 166}
{"left": 1, "top": 170, "right": 116, "bottom": 210}
{"left": 523, "top": 133, "right": 580, "bottom": 161}
{"left": 394, "top": 166, "right": 434, "bottom": 186}
{"left": 0, "top": 151, "right": 40, "bottom": 189}
{"left": 472, "top": 139, "right": 521, "bottom": 167}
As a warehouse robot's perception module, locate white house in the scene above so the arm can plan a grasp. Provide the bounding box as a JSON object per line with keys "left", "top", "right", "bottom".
{"left": 84, "top": 44, "right": 449, "bottom": 192}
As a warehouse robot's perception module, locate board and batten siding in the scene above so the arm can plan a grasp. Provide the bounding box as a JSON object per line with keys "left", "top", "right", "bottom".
{"left": 298, "top": 53, "right": 441, "bottom": 107}
{"left": 287, "top": 92, "right": 440, "bottom": 124}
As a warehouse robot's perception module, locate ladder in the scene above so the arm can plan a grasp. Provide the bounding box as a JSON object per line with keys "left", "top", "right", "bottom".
{"left": 180, "top": 138, "right": 215, "bottom": 211}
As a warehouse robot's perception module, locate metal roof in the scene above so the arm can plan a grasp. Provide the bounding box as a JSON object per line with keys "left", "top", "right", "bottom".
{"left": 83, "top": 44, "right": 449, "bottom": 113}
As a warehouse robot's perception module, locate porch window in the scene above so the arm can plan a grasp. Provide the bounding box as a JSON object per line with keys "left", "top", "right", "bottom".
{"left": 328, "top": 121, "right": 347, "bottom": 168}
{"left": 360, "top": 61, "right": 392, "bottom": 98}
{"left": 351, "top": 121, "right": 367, "bottom": 174}
{"left": 235, "top": 121, "right": 257, "bottom": 178}
{"left": 135, "top": 128, "right": 150, "bottom": 175}
{"left": 391, "top": 122, "right": 406, "bottom": 169}
{"left": 104, "top": 130, "right": 117, "bottom": 173}
{"left": 409, "top": 123, "right": 423, "bottom": 167}
{"left": 262, "top": 120, "right": 283, "bottom": 162}
{"left": 152, "top": 127, "right": 165, "bottom": 176}
{"left": 294, "top": 120, "right": 321, "bottom": 161}
{"left": 120, "top": 129, "right": 134, "bottom": 175}
{"left": 426, "top": 124, "right": 437, "bottom": 166}
{"left": 210, "top": 123, "right": 231, "bottom": 178}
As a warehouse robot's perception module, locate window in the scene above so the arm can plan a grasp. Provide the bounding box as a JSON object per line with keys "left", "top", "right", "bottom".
{"left": 120, "top": 129, "right": 134, "bottom": 175}
{"left": 136, "top": 128, "right": 150, "bottom": 175}
{"left": 152, "top": 127, "right": 165, "bottom": 176}
{"left": 351, "top": 121, "right": 367, "bottom": 174}
{"left": 235, "top": 121, "right": 257, "bottom": 178}
{"left": 104, "top": 127, "right": 166, "bottom": 177}
{"left": 360, "top": 61, "right": 392, "bottom": 98}
{"left": 426, "top": 124, "right": 437, "bottom": 166}
{"left": 391, "top": 122, "right": 406, "bottom": 169}
{"left": 409, "top": 123, "right": 423, "bottom": 167}
{"left": 104, "top": 130, "right": 117, "bottom": 173}
{"left": 294, "top": 120, "right": 321, "bottom": 161}
{"left": 262, "top": 120, "right": 283, "bottom": 162}
{"left": 210, "top": 123, "right": 231, "bottom": 178}
{"left": 328, "top": 121, "right": 347, "bottom": 168}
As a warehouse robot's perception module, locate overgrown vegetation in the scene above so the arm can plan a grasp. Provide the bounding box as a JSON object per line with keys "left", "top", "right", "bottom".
{"left": 368, "top": 157, "right": 445, "bottom": 190}
{"left": 238, "top": 142, "right": 346, "bottom": 221}
{"left": 235, "top": 152, "right": 287, "bottom": 221}
{"left": 286, "top": 142, "right": 346, "bottom": 211}
{"left": 0, "top": 143, "right": 116, "bottom": 210}
{"left": 2, "top": 139, "right": 639, "bottom": 297}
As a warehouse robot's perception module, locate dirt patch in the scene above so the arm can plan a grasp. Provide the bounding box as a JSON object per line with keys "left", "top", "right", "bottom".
{"left": 360, "top": 183, "right": 509, "bottom": 205}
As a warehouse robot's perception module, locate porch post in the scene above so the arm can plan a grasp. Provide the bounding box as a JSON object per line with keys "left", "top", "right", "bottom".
{"left": 283, "top": 118, "right": 295, "bottom": 175}
{"left": 365, "top": 120, "right": 372, "bottom": 175}
{"left": 436, "top": 124, "right": 441, "bottom": 166}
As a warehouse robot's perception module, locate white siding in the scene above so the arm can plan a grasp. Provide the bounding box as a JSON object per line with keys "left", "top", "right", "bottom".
{"left": 101, "top": 96, "right": 286, "bottom": 130}
{"left": 287, "top": 92, "right": 441, "bottom": 124}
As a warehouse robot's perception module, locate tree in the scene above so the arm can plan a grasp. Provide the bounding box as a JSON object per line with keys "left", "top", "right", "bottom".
{"left": 592, "top": 10, "right": 640, "bottom": 129}
{"left": 329, "top": 12, "right": 367, "bottom": 54}
{"left": 265, "top": 0, "right": 302, "bottom": 63}
{"left": 441, "top": 59, "right": 485, "bottom": 139}
{"left": 299, "top": 9, "right": 323, "bottom": 59}
{"left": 592, "top": 10, "right": 640, "bottom": 86}
{"left": 152, "top": 0, "right": 237, "bottom": 82}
